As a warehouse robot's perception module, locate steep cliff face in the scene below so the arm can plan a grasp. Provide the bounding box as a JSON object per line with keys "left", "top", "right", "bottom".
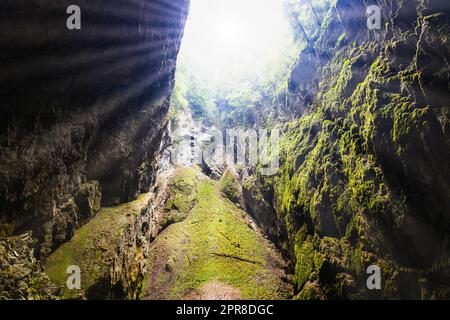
{"left": 0, "top": 0, "right": 189, "bottom": 298}
{"left": 1, "top": 0, "right": 448, "bottom": 301}
{"left": 244, "top": 0, "right": 450, "bottom": 299}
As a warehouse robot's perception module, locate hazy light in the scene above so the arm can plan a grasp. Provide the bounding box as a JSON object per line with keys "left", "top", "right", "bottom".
{"left": 178, "top": 0, "right": 296, "bottom": 90}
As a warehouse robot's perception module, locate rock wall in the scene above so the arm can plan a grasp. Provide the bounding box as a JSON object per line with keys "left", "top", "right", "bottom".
{"left": 0, "top": 0, "right": 189, "bottom": 299}
{"left": 0, "top": 0, "right": 189, "bottom": 257}
{"left": 0, "top": 232, "right": 55, "bottom": 299}
{"left": 244, "top": 0, "right": 450, "bottom": 299}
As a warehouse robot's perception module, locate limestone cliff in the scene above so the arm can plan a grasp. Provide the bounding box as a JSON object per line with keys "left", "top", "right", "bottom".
{"left": 243, "top": 0, "right": 450, "bottom": 299}
{"left": 1, "top": 0, "right": 449, "bottom": 301}
{"left": 0, "top": 0, "right": 189, "bottom": 299}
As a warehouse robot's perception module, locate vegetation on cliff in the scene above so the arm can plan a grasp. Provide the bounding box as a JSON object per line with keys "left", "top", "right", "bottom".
{"left": 1, "top": 0, "right": 449, "bottom": 301}
{"left": 143, "top": 167, "right": 292, "bottom": 299}
{"left": 244, "top": 0, "right": 450, "bottom": 299}
{"left": 45, "top": 194, "right": 149, "bottom": 299}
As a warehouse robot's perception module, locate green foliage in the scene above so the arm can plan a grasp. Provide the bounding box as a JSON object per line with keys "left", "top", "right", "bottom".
{"left": 170, "top": 65, "right": 217, "bottom": 124}
{"left": 285, "top": 0, "right": 334, "bottom": 42}
{"left": 170, "top": 0, "right": 305, "bottom": 128}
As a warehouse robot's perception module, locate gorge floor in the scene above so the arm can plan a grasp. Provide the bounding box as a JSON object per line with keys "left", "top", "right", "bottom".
{"left": 44, "top": 166, "right": 293, "bottom": 300}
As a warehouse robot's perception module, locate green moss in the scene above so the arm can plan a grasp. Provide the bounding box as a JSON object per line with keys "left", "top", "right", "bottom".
{"left": 26, "top": 273, "right": 55, "bottom": 300}
{"left": 165, "top": 167, "right": 197, "bottom": 214}
{"left": 218, "top": 167, "right": 241, "bottom": 204}
{"left": 293, "top": 230, "right": 326, "bottom": 292}
{"left": 44, "top": 194, "right": 149, "bottom": 299}
{"left": 294, "top": 239, "right": 315, "bottom": 290}
{"left": 144, "top": 168, "right": 290, "bottom": 300}
{"left": 295, "top": 281, "right": 324, "bottom": 300}
{"left": 336, "top": 32, "right": 347, "bottom": 47}
{"left": 253, "top": 35, "right": 436, "bottom": 298}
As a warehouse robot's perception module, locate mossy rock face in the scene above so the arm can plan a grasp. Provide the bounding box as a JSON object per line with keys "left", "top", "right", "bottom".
{"left": 143, "top": 167, "right": 292, "bottom": 300}
{"left": 0, "top": 233, "right": 55, "bottom": 300}
{"left": 218, "top": 166, "right": 243, "bottom": 205}
{"left": 244, "top": 0, "right": 450, "bottom": 299}
{"left": 44, "top": 194, "right": 149, "bottom": 299}
{"left": 74, "top": 180, "right": 102, "bottom": 221}
{"left": 162, "top": 167, "right": 198, "bottom": 228}
{"left": 242, "top": 175, "right": 279, "bottom": 239}
{"left": 0, "top": 0, "right": 190, "bottom": 264}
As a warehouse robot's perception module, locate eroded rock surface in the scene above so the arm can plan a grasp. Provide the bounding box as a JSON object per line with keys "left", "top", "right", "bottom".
{"left": 0, "top": 0, "right": 189, "bottom": 299}
{"left": 243, "top": 0, "right": 450, "bottom": 299}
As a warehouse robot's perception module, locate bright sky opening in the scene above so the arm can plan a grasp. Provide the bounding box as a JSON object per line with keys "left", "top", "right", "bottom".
{"left": 178, "top": 0, "right": 296, "bottom": 91}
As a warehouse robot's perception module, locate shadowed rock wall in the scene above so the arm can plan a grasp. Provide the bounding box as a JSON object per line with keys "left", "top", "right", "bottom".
{"left": 0, "top": 0, "right": 189, "bottom": 259}
{"left": 243, "top": 0, "right": 450, "bottom": 299}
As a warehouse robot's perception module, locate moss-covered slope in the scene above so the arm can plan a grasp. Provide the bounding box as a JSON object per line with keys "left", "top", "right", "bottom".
{"left": 143, "top": 167, "right": 292, "bottom": 299}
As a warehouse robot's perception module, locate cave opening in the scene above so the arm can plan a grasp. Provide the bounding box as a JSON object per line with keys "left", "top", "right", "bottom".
{"left": 170, "top": 0, "right": 299, "bottom": 127}
{"left": 179, "top": 0, "right": 296, "bottom": 89}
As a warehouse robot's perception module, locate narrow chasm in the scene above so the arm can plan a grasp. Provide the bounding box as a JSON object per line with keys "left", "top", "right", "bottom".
{"left": 1, "top": 0, "right": 450, "bottom": 300}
